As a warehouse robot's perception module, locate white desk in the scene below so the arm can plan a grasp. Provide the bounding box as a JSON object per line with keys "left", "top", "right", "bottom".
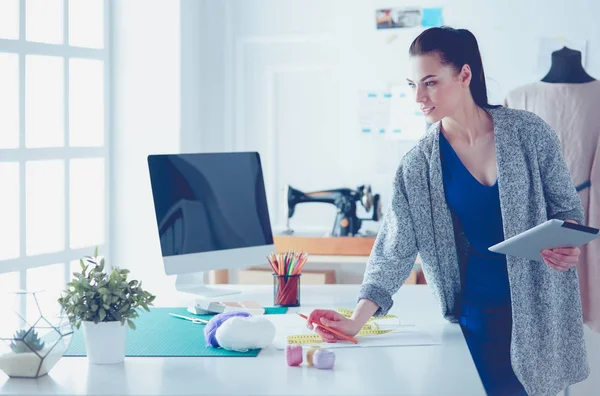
{"left": 0, "top": 285, "right": 485, "bottom": 395}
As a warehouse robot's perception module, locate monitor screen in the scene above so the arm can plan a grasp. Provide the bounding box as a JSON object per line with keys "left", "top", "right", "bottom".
{"left": 147, "top": 152, "right": 274, "bottom": 257}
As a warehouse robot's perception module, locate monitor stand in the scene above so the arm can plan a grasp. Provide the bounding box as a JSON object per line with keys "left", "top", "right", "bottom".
{"left": 174, "top": 272, "right": 241, "bottom": 299}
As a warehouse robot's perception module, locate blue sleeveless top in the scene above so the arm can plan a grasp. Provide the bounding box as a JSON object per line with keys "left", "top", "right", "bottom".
{"left": 439, "top": 131, "right": 511, "bottom": 307}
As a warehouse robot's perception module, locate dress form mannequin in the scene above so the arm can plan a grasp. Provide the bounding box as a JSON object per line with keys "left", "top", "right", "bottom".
{"left": 541, "top": 47, "right": 595, "bottom": 83}
{"left": 507, "top": 47, "right": 600, "bottom": 333}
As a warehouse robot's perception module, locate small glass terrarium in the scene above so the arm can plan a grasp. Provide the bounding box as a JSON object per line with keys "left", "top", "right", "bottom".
{"left": 0, "top": 290, "right": 73, "bottom": 378}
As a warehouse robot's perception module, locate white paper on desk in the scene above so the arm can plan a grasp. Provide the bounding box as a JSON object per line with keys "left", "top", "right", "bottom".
{"left": 265, "top": 314, "right": 441, "bottom": 350}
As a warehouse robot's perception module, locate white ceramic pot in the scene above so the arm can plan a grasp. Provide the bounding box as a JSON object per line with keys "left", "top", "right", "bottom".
{"left": 81, "top": 321, "right": 127, "bottom": 364}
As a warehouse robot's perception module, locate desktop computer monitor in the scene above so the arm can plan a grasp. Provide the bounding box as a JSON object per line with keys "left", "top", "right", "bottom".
{"left": 147, "top": 152, "right": 275, "bottom": 298}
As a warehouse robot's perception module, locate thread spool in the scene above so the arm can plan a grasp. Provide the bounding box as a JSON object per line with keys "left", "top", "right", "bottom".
{"left": 313, "top": 349, "right": 335, "bottom": 369}
{"left": 286, "top": 345, "right": 303, "bottom": 366}
{"left": 204, "top": 311, "right": 252, "bottom": 348}
{"left": 306, "top": 346, "right": 320, "bottom": 366}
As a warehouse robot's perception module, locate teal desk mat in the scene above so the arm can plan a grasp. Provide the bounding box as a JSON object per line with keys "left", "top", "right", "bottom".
{"left": 64, "top": 306, "right": 288, "bottom": 358}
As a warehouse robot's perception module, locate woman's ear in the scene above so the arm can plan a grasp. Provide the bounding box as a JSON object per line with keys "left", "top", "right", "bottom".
{"left": 460, "top": 64, "right": 472, "bottom": 87}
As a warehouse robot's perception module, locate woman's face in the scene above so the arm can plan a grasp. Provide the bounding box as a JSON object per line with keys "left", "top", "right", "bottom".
{"left": 407, "top": 52, "right": 470, "bottom": 123}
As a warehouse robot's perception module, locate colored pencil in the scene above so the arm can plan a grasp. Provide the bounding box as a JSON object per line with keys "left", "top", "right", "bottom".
{"left": 270, "top": 250, "right": 307, "bottom": 306}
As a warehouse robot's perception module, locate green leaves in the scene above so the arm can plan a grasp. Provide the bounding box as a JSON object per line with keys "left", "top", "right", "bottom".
{"left": 98, "top": 307, "right": 106, "bottom": 322}
{"left": 57, "top": 247, "right": 156, "bottom": 331}
{"left": 10, "top": 329, "right": 45, "bottom": 353}
{"left": 127, "top": 320, "right": 136, "bottom": 330}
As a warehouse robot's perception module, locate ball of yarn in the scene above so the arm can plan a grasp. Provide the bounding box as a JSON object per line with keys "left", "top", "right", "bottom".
{"left": 286, "top": 345, "right": 303, "bottom": 366}
{"left": 205, "top": 311, "right": 251, "bottom": 348}
{"left": 306, "top": 346, "right": 321, "bottom": 366}
{"left": 313, "top": 348, "right": 335, "bottom": 369}
{"left": 215, "top": 316, "right": 276, "bottom": 352}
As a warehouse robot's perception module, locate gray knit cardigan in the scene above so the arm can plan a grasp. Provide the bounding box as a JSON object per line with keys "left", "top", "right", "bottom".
{"left": 359, "top": 106, "right": 590, "bottom": 395}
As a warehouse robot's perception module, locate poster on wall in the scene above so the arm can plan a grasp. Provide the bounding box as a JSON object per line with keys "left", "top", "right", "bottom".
{"left": 375, "top": 7, "right": 443, "bottom": 30}
{"left": 375, "top": 8, "right": 421, "bottom": 29}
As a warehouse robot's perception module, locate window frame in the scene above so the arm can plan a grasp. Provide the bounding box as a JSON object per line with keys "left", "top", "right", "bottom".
{"left": 0, "top": 0, "right": 111, "bottom": 291}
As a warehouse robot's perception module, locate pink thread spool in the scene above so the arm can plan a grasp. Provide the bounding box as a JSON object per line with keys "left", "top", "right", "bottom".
{"left": 286, "top": 345, "right": 303, "bottom": 366}
{"left": 313, "top": 348, "right": 335, "bottom": 369}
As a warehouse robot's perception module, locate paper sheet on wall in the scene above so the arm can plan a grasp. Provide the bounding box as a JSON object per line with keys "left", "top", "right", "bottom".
{"left": 265, "top": 314, "right": 441, "bottom": 350}
{"left": 421, "top": 8, "right": 444, "bottom": 27}
{"left": 386, "top": 84, "right": 427, "bottom": 141}
{"left": 537, "top": 37, "right": 587, "bottom": 74}
{"left": 358, "top": 87, "right": 427, "bottom": 140}
{"left": 358, "top": 91, "right": 391, "bottom": 134}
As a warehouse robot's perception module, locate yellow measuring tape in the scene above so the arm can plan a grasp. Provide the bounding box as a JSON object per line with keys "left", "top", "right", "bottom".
{"left": 287, "top": 308, "right": 399, "bottom": 345}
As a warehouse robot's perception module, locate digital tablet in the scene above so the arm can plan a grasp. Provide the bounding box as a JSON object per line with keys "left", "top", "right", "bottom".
{"left": 488, "top": 219, "right": 600, "bottom": 262}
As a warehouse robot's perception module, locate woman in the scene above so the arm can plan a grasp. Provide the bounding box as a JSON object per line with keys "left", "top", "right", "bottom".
{"left": 308, "top": 27, "right": 590, "bottom": 395}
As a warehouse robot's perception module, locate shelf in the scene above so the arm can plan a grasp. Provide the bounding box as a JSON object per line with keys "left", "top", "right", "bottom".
{"left": 273, "top": 235, "right": 375, "bottom": 256}
{"left": 210, "top": 236, "right": 423, "bottom": 285}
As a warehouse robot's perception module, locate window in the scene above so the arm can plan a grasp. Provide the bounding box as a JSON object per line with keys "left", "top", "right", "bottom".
{"left": 0, "top": 0, "right": 109, "bottom": 305}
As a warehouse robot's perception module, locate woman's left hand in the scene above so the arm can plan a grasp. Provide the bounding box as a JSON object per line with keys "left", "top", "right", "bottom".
{"left": 541, "top": 247, "right": 580, "bottom": 271}
{"left": 541, "top": 219, "right": 581, "bottom": 271}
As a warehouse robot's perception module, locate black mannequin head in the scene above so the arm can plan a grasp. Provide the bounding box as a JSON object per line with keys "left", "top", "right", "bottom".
{"left": 541, "top": 47, "right": 595, "bottom": 83}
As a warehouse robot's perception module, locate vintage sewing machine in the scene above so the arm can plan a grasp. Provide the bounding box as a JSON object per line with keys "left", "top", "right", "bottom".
{"left": 283, "top": 184, "right": 382, "bottom": 237}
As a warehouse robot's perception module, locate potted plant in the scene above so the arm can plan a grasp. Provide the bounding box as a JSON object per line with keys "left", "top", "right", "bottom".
{"left": 58, "top": 248, "right": 155, "bottom": 364}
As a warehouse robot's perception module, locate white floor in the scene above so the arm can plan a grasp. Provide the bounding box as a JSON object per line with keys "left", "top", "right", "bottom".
{"left": 568, "top": 325, "right": 600, "bottom": 396}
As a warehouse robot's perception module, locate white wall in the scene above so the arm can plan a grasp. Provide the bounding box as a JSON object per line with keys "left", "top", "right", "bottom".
{"left": 178, "top": 1, "right": 600, "bottom": 394}
{"left": 111, "top": 0, "right": 180, "bottom": 296}
{"left": 182, "top": 0, "right": 600, "bottom": 235}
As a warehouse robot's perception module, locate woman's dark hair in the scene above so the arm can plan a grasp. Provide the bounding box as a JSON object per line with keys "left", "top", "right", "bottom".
{"left": 409, "top": 27, "right": 500, "bottom": 109}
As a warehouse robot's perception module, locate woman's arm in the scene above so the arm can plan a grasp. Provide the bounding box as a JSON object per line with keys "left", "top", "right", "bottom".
{"left": 358, "top": 161, "right": 419, "bottom": 316}
{"left": 308, "top": 160, "right": 420, "bottom": 340}
{"left": 350, "top": 298, "right": 380, "bottom": 324}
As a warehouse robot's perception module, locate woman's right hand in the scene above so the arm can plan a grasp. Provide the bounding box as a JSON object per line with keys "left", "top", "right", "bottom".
{"left": 306, "top": 309, "right": 363, "bottom": 343}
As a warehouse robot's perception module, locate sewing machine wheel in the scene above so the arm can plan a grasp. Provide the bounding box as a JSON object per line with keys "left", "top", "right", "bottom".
{"left": 374, "top": 195, "right": 382, "bottom": 220}
{"left": 361, "top": 185, "right": 374, "bottom": 212}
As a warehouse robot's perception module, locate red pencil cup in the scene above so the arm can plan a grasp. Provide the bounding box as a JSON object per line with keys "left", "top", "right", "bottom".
{"left": 273, "top": 274, "right": 301, "bottom": 307}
